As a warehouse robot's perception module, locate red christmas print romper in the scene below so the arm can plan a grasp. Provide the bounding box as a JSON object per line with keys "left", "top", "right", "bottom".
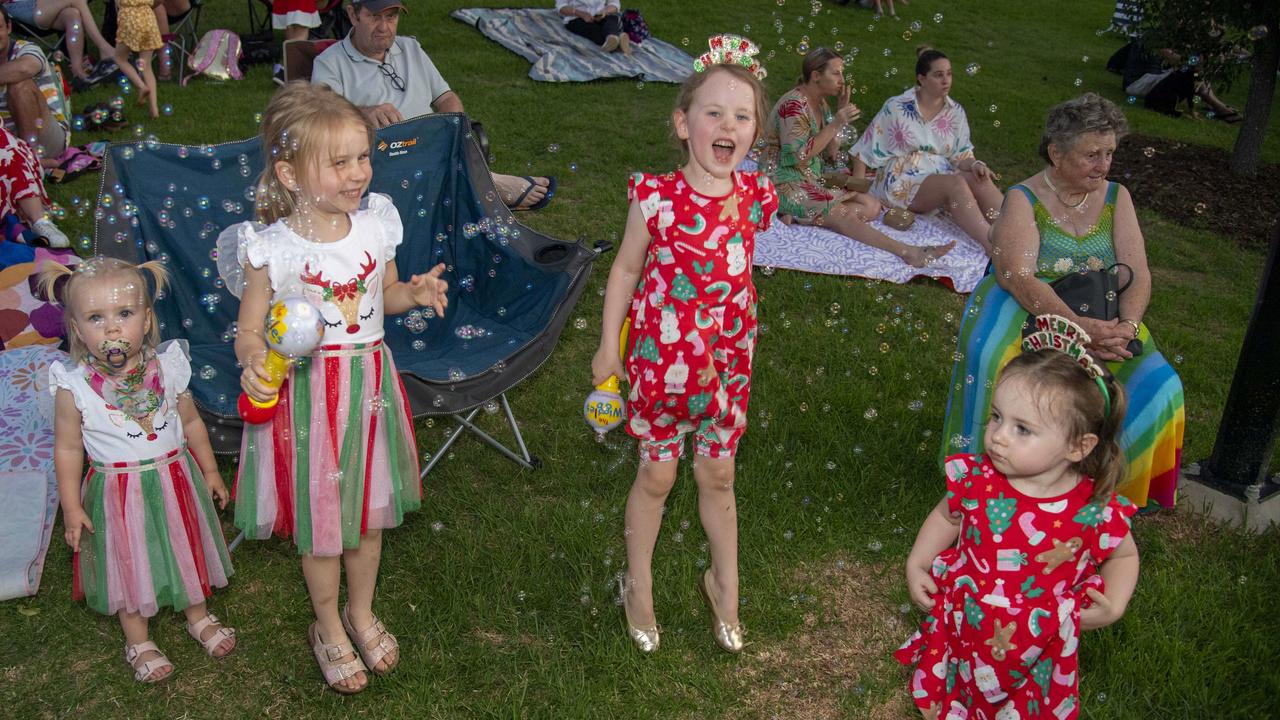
{"left": 624, "top": 169, "right": 778, "bottom": 462}
{"left": 896, "top": 454, "right": 1136, "bottom": 720}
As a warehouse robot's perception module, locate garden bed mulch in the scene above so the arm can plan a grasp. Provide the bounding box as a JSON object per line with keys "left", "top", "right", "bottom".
{"left": 1109, "top": 134, "right": 1280, "bottom": 247}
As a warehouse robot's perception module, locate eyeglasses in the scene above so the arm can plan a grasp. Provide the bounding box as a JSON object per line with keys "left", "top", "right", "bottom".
{"left": 377, "top": 61, "right": 405, "bottom": 92}
{"left": 341, "top": 40, "right": 406, "bottom": 93}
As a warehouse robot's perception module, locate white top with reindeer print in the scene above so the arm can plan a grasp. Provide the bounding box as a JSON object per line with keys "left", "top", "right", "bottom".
{"left": 216, "top": 193, "right": 404, "bottom": 345}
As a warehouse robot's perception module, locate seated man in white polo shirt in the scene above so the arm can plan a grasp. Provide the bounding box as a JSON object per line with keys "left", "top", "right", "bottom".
{"left": 312, "top": 0, "right": 555, "bottom": 211}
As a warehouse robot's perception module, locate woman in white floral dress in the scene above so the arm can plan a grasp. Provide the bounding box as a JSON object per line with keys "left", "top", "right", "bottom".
{"left": 851, "top": 48, "right": 1003, "bottom": 252}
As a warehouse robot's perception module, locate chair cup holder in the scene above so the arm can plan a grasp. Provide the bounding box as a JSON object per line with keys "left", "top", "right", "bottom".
{"left": 533, "top": 242, "right": 569, "bottom": 266}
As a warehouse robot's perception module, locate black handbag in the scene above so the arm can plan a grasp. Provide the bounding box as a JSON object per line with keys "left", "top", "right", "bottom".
{"left": 1024, "top": 262, "right": 1144, "bottom": 355}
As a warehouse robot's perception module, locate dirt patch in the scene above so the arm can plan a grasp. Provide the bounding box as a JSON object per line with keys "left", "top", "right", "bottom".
{"left": 738, "top": 557, "right": 917, "bottom": 720}
{"left": 1109, "top": 134, "right": 1280, "bottom": 248}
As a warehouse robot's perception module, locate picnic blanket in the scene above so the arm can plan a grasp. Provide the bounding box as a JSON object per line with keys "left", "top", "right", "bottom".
{"left": 753, "top": 212, "right": 990, "bottom": 293}
{"left": 450, "top": 7, "right": 694, "bottom": 83}
{"left": 0, "top": 345, "right": 66, "bottom": 601}
{"left": 742, "top": 160, "right": 989, "bottom": 292}
{"left": 0, "top": 238, "right": 79, "bottom": 349}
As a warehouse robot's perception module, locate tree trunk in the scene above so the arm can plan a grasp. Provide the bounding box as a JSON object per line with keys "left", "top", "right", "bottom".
{"left": 1230, "top": 21, "right": 1279, "bottom": 177}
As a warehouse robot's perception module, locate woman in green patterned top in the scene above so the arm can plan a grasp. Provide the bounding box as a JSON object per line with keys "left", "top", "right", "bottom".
{"left": 941, "top": 93, "right": 1184, "bottom": 509}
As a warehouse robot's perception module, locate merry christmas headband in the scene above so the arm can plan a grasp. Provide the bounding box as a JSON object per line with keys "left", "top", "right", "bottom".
{"left": 1021, "top": 314, "right": 1111, "bottom": 416}
{"left": 694, "top": 34, "right": 767, "bottom": 80}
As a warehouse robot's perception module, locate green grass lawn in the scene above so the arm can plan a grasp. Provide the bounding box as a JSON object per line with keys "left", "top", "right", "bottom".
{"left": 4, "top": 1, "right": 1279, "bottom": 718}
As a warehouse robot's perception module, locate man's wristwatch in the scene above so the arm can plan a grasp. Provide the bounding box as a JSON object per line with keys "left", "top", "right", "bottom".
{"left": 1121, "top": 318, "right": 1140, "bottom": 338}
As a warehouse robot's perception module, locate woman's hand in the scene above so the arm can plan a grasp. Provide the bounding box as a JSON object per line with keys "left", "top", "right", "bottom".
{"left": 970, "top": 160, "right": 992, "bottom": 181}
{"left": 907, "top": 562, "right": 939, "bottom": 610}
{"left": 1078, "top": 317, "right": 1135, "bottom": 362}
{"left": 62, "top": 507, "right": 93, "bottom": 551}
{"left": 834, "top": 102, "right": 860, "bottom": 128}
{"left": 591, "top": 343, "right": 625, "bottom": 387}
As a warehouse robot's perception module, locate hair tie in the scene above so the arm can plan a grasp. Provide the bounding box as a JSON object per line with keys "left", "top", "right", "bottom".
{"left": 693, "top": 34, "right": 767, "bottom": 80}
{"left": 1021, "top": 314, "right": 1111, "bottom": 417}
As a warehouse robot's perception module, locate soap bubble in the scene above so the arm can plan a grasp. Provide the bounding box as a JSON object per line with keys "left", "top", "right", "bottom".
{"left": 965, "top": 63, "right": 980, "bottom": 76}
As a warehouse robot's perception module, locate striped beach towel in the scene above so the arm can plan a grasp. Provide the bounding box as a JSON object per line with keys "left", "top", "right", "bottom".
{"left": 451, "top": 7, "right": 694, "bottom": 83}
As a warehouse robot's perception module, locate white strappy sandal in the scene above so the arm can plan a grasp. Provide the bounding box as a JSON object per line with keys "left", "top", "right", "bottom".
{"left": 124, "top": 641, "right": 173, "bottom": 683}
{"left": 186, "top": 613, "right": 237, "bottom": 657}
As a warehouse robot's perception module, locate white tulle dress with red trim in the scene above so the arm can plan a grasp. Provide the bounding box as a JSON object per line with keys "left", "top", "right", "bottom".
{"left": 216, "top": 193, "right": 421, "bottom": 557}
{"left": 48, "top": 341, "right": 233, "bottom": 618}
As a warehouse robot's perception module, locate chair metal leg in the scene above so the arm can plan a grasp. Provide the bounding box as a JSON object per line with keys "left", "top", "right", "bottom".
{"left": 419, "top": 393, "right": 535, "bottom": 477}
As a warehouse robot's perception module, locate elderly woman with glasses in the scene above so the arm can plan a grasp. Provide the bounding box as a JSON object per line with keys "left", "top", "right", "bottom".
{"left": 940, "top": 93, "right": 1184, "bottom": 510}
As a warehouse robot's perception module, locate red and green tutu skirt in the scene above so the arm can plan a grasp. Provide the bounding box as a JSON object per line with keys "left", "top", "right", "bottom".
{"left": 233, "top": 340, "right": 421, "bottom": 557}
{"left": 74, "top": 446, "right": 234, "bottom": 617}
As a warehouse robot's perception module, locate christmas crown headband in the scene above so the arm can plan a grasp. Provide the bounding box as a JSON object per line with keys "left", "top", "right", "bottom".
{"left": 1021, "top": 314, "right": 1111, "bottom": 416}
{"left": 694, "top": 34, "right": 767, "bottom": 80}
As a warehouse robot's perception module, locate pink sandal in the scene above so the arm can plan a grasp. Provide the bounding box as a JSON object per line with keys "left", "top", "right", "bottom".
{"left": 341, "top": 606, "right": 400, "bottom": 675}
{"left": 308, "top": 623, "right": 367, "bottom": 694}
{"left": 124, "top": 641, "right": 173, "bottom": 683}
{"left": 186, "top": 613, "right": 236, "bottom": 657}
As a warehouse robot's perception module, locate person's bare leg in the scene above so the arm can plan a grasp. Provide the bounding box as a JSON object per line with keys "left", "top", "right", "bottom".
{"left": 821, "top": 199, "right": 955, "bottom": 267}
{"left": 341, "top": 528, "right": 398, "bottom": 673}
{"left": 50, "top": 7, "right": 89, "bottom": 80}
{"left": 622, "top": 457, "right": 678, "bottom": 626}
{"left": 960, "top": 169, "right": 1004, "bottom": 224}
{"left": 137, "top": 50, "right": 158, "bottom": 117}
{"left": 113, "top": 46, "right": 146, "bottom": 98}
{"left": 17, "top": 196, "right": 48, "bottom": 226}
{"left": 154, "top": 5, "right": 172, "bottom": 79}
{"left": 909, "top": 173, "right": 992, "bottom": 252}
{"left": 119, "top": 611, "right": 172, "bottom": 681}
{"left": 494, "top": 173, "right": 549, "bottom": 209}
{"left": 35, "top": 0, "right": 116, "bottom": 58}
{"left": 301, "top": 553, "right": 368, "bottom": 692}
{"left": 284, "top": 24, "right": 309, "bottom": 43}
{"left": 180, "top": 601, "right": 237, "bottom": 657}
{"left": 6, "top": 79, "right": 50, "bottom": 150}
{"left": 693, "top": 455, "right": 739, "bottom": 624}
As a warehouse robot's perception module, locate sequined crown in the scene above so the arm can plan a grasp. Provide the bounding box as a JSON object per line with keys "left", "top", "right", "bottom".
{"left": 694, "top": 34, "right": 767, "bottom": 80}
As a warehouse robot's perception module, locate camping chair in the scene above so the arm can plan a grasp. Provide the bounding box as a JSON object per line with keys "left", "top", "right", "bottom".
{"left": 9, "top": 18, "right": 65, "bottom": 58}
{"left": 92, "top": 113, "right": 600, "bottom": 475}
{"left": 160, "top": 0, "right": 205, "bottom": 84}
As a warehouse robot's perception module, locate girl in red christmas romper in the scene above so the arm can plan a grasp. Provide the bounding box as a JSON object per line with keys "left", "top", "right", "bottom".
{"left": 592, "top": 36, "right": 777, "bottom": 655}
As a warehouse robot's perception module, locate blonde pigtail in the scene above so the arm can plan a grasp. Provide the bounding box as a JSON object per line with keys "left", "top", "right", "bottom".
{"left": 36, "top": 260, "right": 76, "bottom": 305}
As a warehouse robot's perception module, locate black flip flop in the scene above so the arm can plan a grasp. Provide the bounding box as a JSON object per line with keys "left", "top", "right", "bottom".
{"left": 510, "top": 175, "right": 557, "bottom": 212}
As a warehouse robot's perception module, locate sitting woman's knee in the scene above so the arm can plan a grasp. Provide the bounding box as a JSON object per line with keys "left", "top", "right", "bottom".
{"left": 858, "top": 194, "right": 883, "bottom": 218}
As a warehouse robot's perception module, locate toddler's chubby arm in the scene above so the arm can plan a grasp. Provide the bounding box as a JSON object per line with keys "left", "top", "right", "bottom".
{"left": 234, "top": 265, "right": 276, "bottom": 403}
{"left": 1081, "top": 534, "right": 1139, "bottom": 631}
{"left": 178, "top": 392, "right": 228, "bottom": 508}
{"left": 53, "top": 390, "right": 91, "bottom": 551}
{"left": 904, "top": 499, "right": 963, "bottom": 611}
{"left": 384, "top": 259, "right": 448, "bottom": 317}
{"left": 592, "top": 198, "right": 649, "bottom": 386}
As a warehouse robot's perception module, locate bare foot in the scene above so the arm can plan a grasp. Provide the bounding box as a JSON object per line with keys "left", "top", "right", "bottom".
{"left": 901, "top": 241, "right": 956, "bottom": 268}
{"left": 497, "top": 174, "right": 549, "bottom": 210}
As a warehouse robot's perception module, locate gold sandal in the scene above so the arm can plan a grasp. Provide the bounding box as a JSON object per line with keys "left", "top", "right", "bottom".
{"left": 699, "top": 569, "right": 745, "bottom": 653}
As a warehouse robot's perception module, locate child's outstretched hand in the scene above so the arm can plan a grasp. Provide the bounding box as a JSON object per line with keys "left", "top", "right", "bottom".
{"left": 409, "top": 263, "right": 449, "bottom": 318}
{"left": 63, "top": 508, "right": 93, "bottom": 551}
{"left": 591, "top": 343, "right": 625, "bottom": 387}
{"left": 906, "top": 563, "right": 939, "bottom": 611}
{"left": 1080, "top": 587, "right": 1123, "bottom": 631}
{"left": 205, "top": 470, "right": 230, "bottom": 509}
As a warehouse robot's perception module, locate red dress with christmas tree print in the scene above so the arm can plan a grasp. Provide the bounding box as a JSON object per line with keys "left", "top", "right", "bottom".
{"left": 896, "top": 454, "right": 1137, "bottom": 720}
{"left": 623, "top": 169, "right": 778, "bottom": 461}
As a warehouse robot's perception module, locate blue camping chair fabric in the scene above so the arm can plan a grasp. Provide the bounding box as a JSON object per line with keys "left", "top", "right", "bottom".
{"left": 92, "top": 113, "right": 598, "bottom": 467}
